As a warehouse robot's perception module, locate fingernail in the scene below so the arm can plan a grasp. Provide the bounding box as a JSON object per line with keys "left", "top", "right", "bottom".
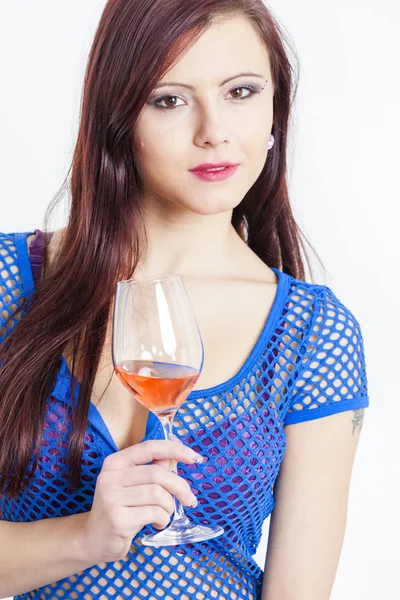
{"left": 193, "top": 453, "right": 206, "bottom": 463}
{"left": 190, "top": 494, "right": 198, "bottom": 508}
{"left": 185, "top": 449, "right": 205, "bottom": 463}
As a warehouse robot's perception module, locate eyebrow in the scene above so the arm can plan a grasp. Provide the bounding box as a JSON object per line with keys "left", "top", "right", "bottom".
{"left": 154, "top": 72, "right": 265, "bottom": 90}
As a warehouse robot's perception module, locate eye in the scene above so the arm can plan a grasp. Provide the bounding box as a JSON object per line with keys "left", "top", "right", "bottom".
{"left": 228, "top": 85, "right": 258, "bottom": 100}
{"left": 151, "top": 84, "right": 259, "bottom": 110}
{"left": 152, "top": 95, "right": 186, "bottom": 109}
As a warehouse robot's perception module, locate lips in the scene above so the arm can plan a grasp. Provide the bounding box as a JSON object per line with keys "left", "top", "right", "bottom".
{"left": 189, "top": 162, "right": 238, "bottom": 172}
{"left": 200, "top": 166, "right": 228, "bottom": 172}
{"left": 189, "top": 164, "right": 238, "bottom": 182}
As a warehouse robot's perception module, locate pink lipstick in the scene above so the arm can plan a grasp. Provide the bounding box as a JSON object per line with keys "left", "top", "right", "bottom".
{"left": 189, "top": 162, "right": 239, "bottom": 182}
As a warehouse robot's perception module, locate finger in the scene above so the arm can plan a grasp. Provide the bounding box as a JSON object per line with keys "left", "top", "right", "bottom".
{"left": 101, "top": 439, "right": 203, "bottom": 471}
{"left": 120, "top": 505, "right": 172, "bottom": 531}
{"left": 120, "top": 484, "right": 176, "bottom": 513}
{"left": 158, "top": 435, "right": 180, "bottom": 471}
{"left": 111, "top": 464, "right": 194, "bottom": 501}
{"left": 152, "top": 458, "right": 174, "bottom": 471}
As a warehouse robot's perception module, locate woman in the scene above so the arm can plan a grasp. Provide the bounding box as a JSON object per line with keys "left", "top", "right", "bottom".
{"left": 0, "top": 0, "right": 369, "bottom": 598}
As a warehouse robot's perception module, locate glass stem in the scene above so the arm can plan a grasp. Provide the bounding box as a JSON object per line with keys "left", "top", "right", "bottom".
{"left": 158, "top": 413, "right": 191, "bottom": 525}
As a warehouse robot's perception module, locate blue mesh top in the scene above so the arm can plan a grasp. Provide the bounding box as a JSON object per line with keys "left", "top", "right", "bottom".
{"left": 0, "top": 229, "right": 370, "bottom": 600}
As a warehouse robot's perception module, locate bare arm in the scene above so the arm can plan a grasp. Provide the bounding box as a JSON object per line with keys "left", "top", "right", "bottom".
{"left": 261, "top": 409, "right": 365, "bottom": 600}
{"left": 0, "top": 512, "right": 92, "bottom": 598}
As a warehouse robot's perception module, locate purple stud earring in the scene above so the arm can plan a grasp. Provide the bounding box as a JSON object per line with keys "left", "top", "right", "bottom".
{"left": 268, "top": 134, "right": 275, "bottom": 150}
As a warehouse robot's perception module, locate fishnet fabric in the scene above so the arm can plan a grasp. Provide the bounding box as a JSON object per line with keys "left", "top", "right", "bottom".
{"left": 0, "top": 235, "right": 25, "bottom": 339}
{"left": 285, "top": 284, "right": 369, "bottom": 424}
{"left": 0, "top": 231, "right": 369, "bottom": 599}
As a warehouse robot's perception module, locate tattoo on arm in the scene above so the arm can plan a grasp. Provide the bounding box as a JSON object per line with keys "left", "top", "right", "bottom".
{"left": 352, "top": 408, "right": 365, "bottom": 436}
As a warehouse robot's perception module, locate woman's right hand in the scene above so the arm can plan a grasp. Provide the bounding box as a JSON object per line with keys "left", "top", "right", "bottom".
{"left": 80, "top": 440, "right": 203, "bottom": 563}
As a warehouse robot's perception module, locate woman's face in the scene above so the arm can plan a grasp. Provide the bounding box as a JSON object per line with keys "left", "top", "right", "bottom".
{"left": 133, "top": 15, "right": 274, "bottom": 217}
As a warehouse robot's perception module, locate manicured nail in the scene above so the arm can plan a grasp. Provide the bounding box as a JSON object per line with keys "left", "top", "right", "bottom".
{"left": 185, "top": 449, "right": 205, "bottom": 463}
{"left": 193, "top": 453, "right": 206, "bottom": 463}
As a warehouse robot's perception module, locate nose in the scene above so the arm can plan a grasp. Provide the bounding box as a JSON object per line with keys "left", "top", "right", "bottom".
{"left": 193, "top": 103, "right": 229, "bottom": 148}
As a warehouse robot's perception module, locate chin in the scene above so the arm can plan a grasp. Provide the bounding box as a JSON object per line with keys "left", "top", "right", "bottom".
{"left": 182, "top": 193, "right": 242, "bottom": 215}
{"left": 187, "top": 200, "right": 240, "bottom": 216}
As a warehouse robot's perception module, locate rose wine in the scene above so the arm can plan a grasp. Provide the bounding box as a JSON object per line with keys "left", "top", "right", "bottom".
{"left": 114, "top": 360, "right": 199, "bottom": 413}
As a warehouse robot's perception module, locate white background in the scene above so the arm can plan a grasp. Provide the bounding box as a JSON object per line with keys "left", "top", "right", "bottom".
{"left": 0, "top": 1, "right": 398, "bottom": 598}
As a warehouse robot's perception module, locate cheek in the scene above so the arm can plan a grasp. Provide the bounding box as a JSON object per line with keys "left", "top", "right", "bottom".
{"left": 247, "top": 131, "right": 271, "bottom": 162}
{"left": 257, "top": 124, "right": 272, "bottom": 155}
{"left": 243, "top": 135, "right": 272, "bottom": 184}
{"left": 135, "top": 138, "right": 181, "bottom": 191}
{"left": 135, "top": 136, "right": 150, "bottom": 158}
{"left": 243, "top": 115, "right": 271, "bottom": 155}
{"left": 136, "top": 133, "right": 174, "bottom": 164}
{"left": 135, "top": 137, "right": 160, "bottom": 170}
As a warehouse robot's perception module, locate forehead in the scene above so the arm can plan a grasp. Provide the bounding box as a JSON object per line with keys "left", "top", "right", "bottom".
{"left": 161, "top": 15, "right": 270, "bottom": 84}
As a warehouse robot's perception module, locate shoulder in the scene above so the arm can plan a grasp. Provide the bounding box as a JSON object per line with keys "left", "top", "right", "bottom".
{"left": 307, "top": 282, "right": 367, "bottom": 372}
{"left": 1, "top": 230, "right": 37, "bottom": 260}
{"left": 0, "top": 230, "right": 38, "bottom": 287}
{"left": 0, "top": 228, "right": 61, "bottom": 294}
{"left": 0, "top": 230, "right": 32, "bottom": 264}
{"left": 0, "top": 232, "right": 32, "bottom": 341}
{"left": 0, "top": 230, "right": 18, "bottom": 246}
{"left": 285, "top": 274, "right": 363, "bottom": 335}
{"left": 286, "top": 275, "right": 368, "bottom": 373}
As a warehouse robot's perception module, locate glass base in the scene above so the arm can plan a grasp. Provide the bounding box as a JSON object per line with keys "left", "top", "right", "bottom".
{"left": 141, "top": 515, "right": 224, "bottom": 547}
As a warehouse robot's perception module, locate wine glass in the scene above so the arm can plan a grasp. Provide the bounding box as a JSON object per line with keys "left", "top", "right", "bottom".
{"left": 112, "top": 274, "right": 224, "bottom": 547}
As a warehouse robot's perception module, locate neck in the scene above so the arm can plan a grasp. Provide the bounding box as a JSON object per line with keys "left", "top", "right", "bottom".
{"left": 135, "top": 201, "right": 245, "bottom": 279}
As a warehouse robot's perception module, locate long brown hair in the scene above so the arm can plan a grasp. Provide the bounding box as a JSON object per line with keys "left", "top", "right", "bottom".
{"left": 0, "top": 0, "right": 323, "bottom": 500}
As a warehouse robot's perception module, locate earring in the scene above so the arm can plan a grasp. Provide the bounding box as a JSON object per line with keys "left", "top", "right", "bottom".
{"left": 268, "top": 134, "right": 275, "bottom": 150}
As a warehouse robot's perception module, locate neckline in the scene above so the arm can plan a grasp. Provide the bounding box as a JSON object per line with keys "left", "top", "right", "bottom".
{"left": 56, "top": 264, "right": 289, "bottom": 398}
{"left": 21, "top": 229, "right": 290, "bottom": 398}
{"left": 20, "top": 229, "right": 291, "bottom": 453}
{"left": 188, "top": 266, "right": 289, "bottom": 398}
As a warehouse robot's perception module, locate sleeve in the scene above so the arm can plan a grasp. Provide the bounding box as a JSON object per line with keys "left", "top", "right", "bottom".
{"left": 0, "top": 232, "right": 24, "bottom": 345}
{"left": 283, "top": 284, "right": 370, "bottom": 426}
